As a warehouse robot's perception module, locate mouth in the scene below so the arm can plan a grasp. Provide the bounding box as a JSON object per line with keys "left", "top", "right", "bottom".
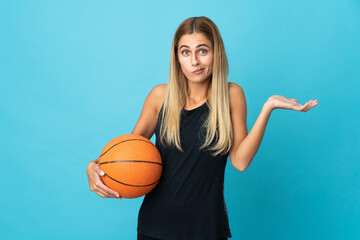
{"left": 192, "top": 68, "right": 205, "bottom": 74}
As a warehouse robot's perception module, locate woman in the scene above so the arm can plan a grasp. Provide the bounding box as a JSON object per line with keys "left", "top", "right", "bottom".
{"left": 86, "top": 16, "right": 318, "bottom": 240}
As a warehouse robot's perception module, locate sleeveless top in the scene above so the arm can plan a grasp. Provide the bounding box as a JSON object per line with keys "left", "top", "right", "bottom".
{"left": 137, "top": 100, "right": 232, "bottom": 240}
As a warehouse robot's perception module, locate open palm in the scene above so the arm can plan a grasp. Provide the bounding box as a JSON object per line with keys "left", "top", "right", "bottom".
{"left": 268, "top": 95, "right": 318, "bottom": 112}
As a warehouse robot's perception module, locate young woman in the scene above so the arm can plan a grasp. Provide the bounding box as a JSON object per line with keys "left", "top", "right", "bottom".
{"left": 86, "top": 16, "right": 318, "bottom": 240}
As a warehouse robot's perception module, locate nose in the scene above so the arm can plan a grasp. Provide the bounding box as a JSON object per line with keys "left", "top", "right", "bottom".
{"left": 191, "top": 53, "right": 200, "bottom": 66}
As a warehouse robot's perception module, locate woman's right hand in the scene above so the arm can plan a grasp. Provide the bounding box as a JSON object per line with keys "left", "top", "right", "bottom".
{"left": 86, "top": 159, "right": 122, "bottom": 200}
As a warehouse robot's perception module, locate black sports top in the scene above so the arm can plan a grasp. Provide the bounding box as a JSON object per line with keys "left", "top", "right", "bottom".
{"left": 137, "top": 100, "right": 232, "bottom": 240}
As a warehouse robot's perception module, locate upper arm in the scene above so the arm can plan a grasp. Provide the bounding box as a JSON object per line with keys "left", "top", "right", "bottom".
{"left": 228, "top": 82, "right": 248, "bottom": 170}
{"left": 131, "top": 84, "right": 166, "bottom": 140}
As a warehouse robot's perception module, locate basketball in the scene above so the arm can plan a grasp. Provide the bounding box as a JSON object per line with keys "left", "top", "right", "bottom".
{"left": 98, "top": 134, "right": 162, "bottom": 199}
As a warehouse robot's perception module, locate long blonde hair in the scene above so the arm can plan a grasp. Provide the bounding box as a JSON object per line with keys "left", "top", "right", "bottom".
{"left": 159, "top": 16, "right": 233, "bottom": 157}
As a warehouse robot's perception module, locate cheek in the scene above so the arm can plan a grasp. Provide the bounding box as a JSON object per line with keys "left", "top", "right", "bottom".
{"left": 205, "top": 58, "right": 213, "bottom": 71}
{"left": 203, "top": 55, "right": 213, "bottom": 66}
{"left": 179, "top": 59, "right": 191, "bottom": 72}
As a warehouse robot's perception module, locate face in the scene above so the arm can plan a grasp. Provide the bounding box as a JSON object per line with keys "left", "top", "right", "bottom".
{"left": 177, "top": 32, "right": 213, "bottom": 84}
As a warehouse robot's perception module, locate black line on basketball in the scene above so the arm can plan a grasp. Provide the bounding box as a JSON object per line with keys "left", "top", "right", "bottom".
{"left": 99, "top": 160, "right": 162, "bottom": 166}
{"left": 106, "top": 174, "right": 160, "bottom": 187}
{"left": 99, "top": 139, "right": 154, "bottom": 158}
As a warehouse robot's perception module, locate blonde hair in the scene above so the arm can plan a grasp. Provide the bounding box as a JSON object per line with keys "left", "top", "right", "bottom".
{"left": 159, "top": 16, "right": 233, "bottom": 157}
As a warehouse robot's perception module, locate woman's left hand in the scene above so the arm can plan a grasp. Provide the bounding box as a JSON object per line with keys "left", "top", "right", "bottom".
{"left": 266, "top": 95, "right": 318, "bottom": 112}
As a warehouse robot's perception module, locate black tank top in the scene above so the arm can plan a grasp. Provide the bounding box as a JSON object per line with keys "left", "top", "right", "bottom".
{"left": 137, "top": 100, "right": 232, "bottom": 240}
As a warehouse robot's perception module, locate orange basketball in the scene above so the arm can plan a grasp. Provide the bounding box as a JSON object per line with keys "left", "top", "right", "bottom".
{"left": 98, "top": 134, "right": 162, "bottom": 199}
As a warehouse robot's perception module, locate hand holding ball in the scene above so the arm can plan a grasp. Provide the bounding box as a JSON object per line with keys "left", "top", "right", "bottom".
{"left": 98, "top": 134, "right": 162, "bottom": 199}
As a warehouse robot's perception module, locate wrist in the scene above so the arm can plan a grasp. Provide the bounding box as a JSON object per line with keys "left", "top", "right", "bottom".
{"left": 264, "top": 100, "right": 274, "bottom": 112}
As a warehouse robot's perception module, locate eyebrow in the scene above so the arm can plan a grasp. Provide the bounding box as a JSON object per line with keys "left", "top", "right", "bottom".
{"left": 178, "top": 43, "right": 210, "bottom": 50}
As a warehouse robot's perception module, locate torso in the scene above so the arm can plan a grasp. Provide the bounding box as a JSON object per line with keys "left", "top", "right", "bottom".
{"left": 137, "top": 95, "right": 232, "bottom": 239}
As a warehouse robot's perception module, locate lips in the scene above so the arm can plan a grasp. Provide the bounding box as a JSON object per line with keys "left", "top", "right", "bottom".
{"left": 192, "top": 68, "right": 204, "bottom": 74}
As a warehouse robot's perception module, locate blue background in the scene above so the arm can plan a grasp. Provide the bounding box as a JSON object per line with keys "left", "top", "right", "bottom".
{"left": 1, "top": 0, "right": 359, "bottom": 239}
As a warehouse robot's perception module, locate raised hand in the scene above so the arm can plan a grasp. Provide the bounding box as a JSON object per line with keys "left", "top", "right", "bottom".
{"left": 267, "top": 95, "right": 318, "bottom": 112}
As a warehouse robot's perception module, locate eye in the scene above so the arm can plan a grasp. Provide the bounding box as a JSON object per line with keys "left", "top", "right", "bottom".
{"left": 199, "top": 49, "right": 207, "bottom": 54}
{"left": 181, "top": 50, "right": 189, "bottom": 55}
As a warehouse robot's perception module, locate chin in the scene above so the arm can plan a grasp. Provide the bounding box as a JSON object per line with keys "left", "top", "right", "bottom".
{"left": 187, "top": 77, "right": 210, "bottom": 83}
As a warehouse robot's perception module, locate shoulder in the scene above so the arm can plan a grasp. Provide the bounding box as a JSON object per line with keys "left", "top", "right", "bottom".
{"left": 228, "top": 82, "right": 246, "bottom": 110}
{"left": 149, "top": 84, "right": 168, "bottom": 114}
{"left": 228, "top": 81, "right": 244, "bottom": 93}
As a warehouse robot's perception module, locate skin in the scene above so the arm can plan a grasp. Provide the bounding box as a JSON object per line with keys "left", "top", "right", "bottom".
{"left": 86, "top": 32, "right": 318, "bottom": 199}
{"left": 177, "top": 32, "right": 213, "bottom": 107}
{"left": 228, "top": 85, "right": 318, "bottom": 171}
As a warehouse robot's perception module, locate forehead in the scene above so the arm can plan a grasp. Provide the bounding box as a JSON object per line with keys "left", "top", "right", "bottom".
{"left": 178, "top": 33, "right": 212, "bottom": 48}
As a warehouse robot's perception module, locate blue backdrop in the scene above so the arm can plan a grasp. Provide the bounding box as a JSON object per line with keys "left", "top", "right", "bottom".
{"left": 1, "top": 0, "right": 359, "bottom": 239}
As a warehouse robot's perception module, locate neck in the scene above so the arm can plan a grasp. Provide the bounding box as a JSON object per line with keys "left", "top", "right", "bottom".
{"left": 187, "top": 79, "right": 210, "bottom": 102}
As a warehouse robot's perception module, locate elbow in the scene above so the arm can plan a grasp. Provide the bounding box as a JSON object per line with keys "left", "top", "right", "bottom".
{"left": 231, "top": 159, "right": 248, "bottom": 172}
{"left": 230, "top": 150, "right": 250, "bottom": 172}
{"left": 238, "top": 165, "right": 247, "bottom": 172}
{"left": 230, "top": 152, "right": 251, "bottom": 172}
{"left": 236, "top": 159, "right": 250, "bottom": 172}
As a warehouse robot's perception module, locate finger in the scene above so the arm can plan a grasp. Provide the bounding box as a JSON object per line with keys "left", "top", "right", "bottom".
{"left": 302, "top": 101, "right": 310, "bottom": 112}
{"left": 97, "top": 175, "right": 121, "bottom": 198}
{"left": 90, "top": 167, "right": 111, "bottom": 197}
{"left": 294, "top": 102, "right": 304, "bottom": 110}
{"left": 309, "top": 100, "right": 315, "bottom": 109}
{"left": 102, "top": 184, "right": 122, "bottom": 199}
{"left": 94, "top": 175, "right": 122, "bottom": 198}
{"left": 304, "top": 101, "right": 313, "bottom": 111}
{"left": 296, "top": 102, "right": 307, "bottom": 111}
{"left": 93, "top": 164, "right": 105, "bottom": 177}
{"left": 312, "top": 99, "right": 318, "bottom": 107}
{"left": 95, "top": 192, "right": 108, "bottom": 198}
{"left": 94, "top": 183, "right": 115, "bottom": 198}
{"left": 308, "top": 100, "right": 315, "bottom": 110}
{"left": 90, "top": 172, "right": 115, "bottom": 197}
{"left": 97, "top": 192, "right": 106, "bottom": 198}
{"left": 92, "top": 185, "right": 109, "bottom": 198}
{"left": 93, "top": 163, "right": 122, "bottom": 198}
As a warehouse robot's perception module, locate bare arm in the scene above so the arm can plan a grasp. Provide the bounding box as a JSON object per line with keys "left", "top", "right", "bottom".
{"left": 228, "top": 82, "right": 271, "bottom": 172}
{"left": 131, "top": 84, "right": 166, "bottom": 139}
{"left": 86, "top": 84, "right": 166, "bottom": 199}
{"left": 228, "top": 83, "right": 318, "bottom": 172}
{"left": 231, "top": 102, "right": 273, "bottom": 172}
